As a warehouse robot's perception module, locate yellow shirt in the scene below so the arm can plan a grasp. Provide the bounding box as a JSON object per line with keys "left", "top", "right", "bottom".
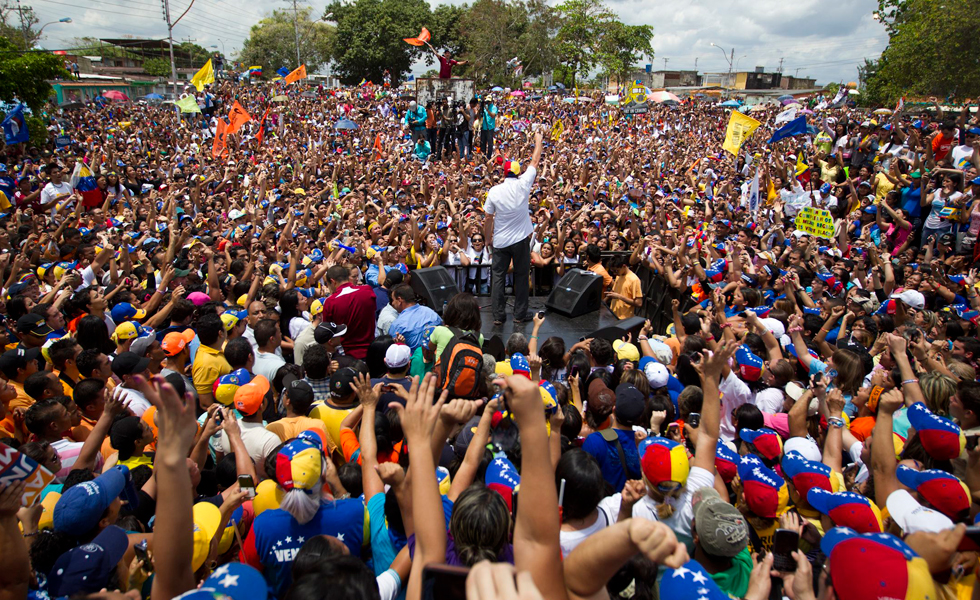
{"left": 265, "top": 416, "right": 334, "bottom": 454}
{"left": 611, "top": 270, "right": 642, "bottom": 319}
{"left": 310, "top": 401, "right": 357, "bottom": 457}
{"left": 9, "top": 381, "right": 34, "bottom": 412}
{"left": 191, "top": 344, "right": 231, "bottom": 397}
{"left": 874, "top": 172, "right": 895, "bottom": 202}
{"left": 588, "top": 263, "right": 613, "bottom": 293}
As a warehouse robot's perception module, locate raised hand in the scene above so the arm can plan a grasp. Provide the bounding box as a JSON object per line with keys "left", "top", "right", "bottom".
{"left": 353, "top": 373, "right": 381, "bottom": 409}
{"left": 389, "top": 374, "right": 448, "bottom": 444}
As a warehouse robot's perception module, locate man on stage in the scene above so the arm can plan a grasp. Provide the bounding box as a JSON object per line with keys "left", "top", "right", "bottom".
{"left": 484, "top": 129, "right": 543, "bottom": 325}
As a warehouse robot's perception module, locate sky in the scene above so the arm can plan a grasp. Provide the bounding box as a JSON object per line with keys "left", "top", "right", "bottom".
{"left": 30, "top": 0, "right": 889, "bottom": 85}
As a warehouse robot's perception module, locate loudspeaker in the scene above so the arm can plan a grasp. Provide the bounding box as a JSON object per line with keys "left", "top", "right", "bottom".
{"left": 589, "top": 316, "right": 647, "bottom": 344}
{"left": 545, "top": 269, "right": 602, "bottom": 318}
{"left": 409, "top": 266, "right": 459, "bottom": 314}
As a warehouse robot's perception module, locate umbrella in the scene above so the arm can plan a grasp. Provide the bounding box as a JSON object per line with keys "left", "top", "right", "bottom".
{"left": 605, "top": 94, "right": 621, "bottom": 105}
{"left": 748, "top": 104, "right": 769, "bottom": 112}
{"left": 847, "top": 89, "right": 860, "bottom": 95}
{"left": 272, "top": 95, "right": 288, "bottom": 102}
{"left": 874, "top": 108, "right": 892, "bottom": 115}
{"left": 103, "top": 90, "right": 129, "bottom": 101}
{"left": 801, "top": 108, "right": 814, "bottom": 115}
{"left": 785, "top": 103, "right": 803, "bottom": 110}
{"left": 335, "top": 119, "right": 358, "bottom": 130}
{"left": 649, "top": 91, "right": 680, "bottom": 104}
{"left": 530, "top": 95, "right": 542, "bottom": 100}
{"left": 555, "top": 83, "right": 566, "bottom": 89}
{"left": 491, "top": 86, "right": 504, "bottom": 92}
{"left": 777, "top": 94, "right": 794, "bottom": 102}
{"left": 144, "top": 93, "right": 164, "bottom": 100}
{"left": 301, "top": 91, "right": 316, "bottom": 98}
{"left": 719, "top": 99, "right": 740, "bottom": 107}
{"left": 510, "top": 90, "right": 526, "bottom": 97}
{"left": 59, "top": 101, "right": 84, "bottom": 110}
{"left": 548, "top": 85, "right": 558, "bottom": 91}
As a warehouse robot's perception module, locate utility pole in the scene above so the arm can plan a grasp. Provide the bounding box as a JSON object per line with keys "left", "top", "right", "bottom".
{"left": 663, "top": 57, "right": 668, "bottom": 71}
{"left": 794, "top": 67, "right": 801, "bottom": 77}
{"left": 777, "top": 57, "right": 784, "bottom": 73}
{"left": 161, "top": 0, "right": 195, "bottom": 95}
{"left": 286, "top": 0, "right": 301, "bottom": 68}
{"left": 16, "top": 0, "right": 29, "bottom": 48}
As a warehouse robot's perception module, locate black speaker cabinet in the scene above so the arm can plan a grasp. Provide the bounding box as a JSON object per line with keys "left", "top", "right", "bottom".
{"left": 409, "top": 266, "right": 459, "bottom": 314}
{"left": 589, "top": 316, "right": 647, "bottom": 343}
{"left": 545, "top": 269, "right": 602, "bottom": 317}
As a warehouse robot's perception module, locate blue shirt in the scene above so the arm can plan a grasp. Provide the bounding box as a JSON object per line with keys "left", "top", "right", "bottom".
{"left": 388, "top": 303, "right": 442, "bottom": 351}
{"left": 406, "top": 106, "right": 427, "bottom": 130}
{"left": 482, "top": 104, "right": 498, "bottom": 130}
{"left": 414, "top": 140, "right": 431, "bottom": 161}
{"left": 581, "top": 429, "right": 641, "bottom": 492}
{"left": 901, "top": 185, "right": 922, "bottom": 219}
{"left": 367, "top": 493, "right": 401, "bottom": 576}
{"left": 365, "top": 263, "right": 393, "bottom": 288}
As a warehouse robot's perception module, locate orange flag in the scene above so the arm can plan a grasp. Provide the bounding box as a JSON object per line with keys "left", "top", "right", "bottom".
{"left": 284, "top": 65, "right": 307, "bottom": 84}
{"left": 227, "top": 101, "right": 252, "bottom": 135}
{"left": 256, "top": 107, "right": 271, "bottom": 146}
{"left": 373, "top": 133, "right": 383, "bottom": 160}
{"left": 403, "top": 26, "right": 431, "bottom": 46}
{"left": 212, "top": 118, "right": 229, "bottom": 159}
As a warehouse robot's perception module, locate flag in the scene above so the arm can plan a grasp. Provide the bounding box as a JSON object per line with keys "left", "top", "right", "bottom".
{"left": 256, "top": 107, "right": 271, "bottom": 146}
{"left": 2, "top": 104, "right": 29, "bottom": 145}
{"left": 70, "top": 162, "right": 100, "bottom": 208}
{"left": 175, "top": 95, "right": 201, "bottom": 113}
{"left": 226, "top": 101, "right": 252, "bottom": 135}
{"left": 722, "top": 111, "right": 761, "bottom": 155}
{"left": 332, "top": 181, "right": 339, "bottom": 199}
{"left": 775, "top": 106, "right": 797, "bottom": 127}
{"left": 284, "top": 64, "right": 307, "bottom": 84}
{"left": 830, "top": 84, "right": 848, "bottom": 108}
{"left": 403, "top": 27, "right": 431, "bottom": 46}
{"left": 373, "top": 134, "right": 383, "bottom": 160}
{"left": 248, "top": 65, "right": 263, "bottom": 77}
{"left": 796, "top": 152, "right": 811, "bottom": 186}
{"left": 894, "top": 96, "right": 905, "bottom": 114}
{"left": 212, "top": 118, "right": 229, "bottom": 159}
{"left": 276, "top": 67, "right": 290, "bottom": 78}
{"left": 748, "top": 165, "right": 760, "bottom": 214}
{"left": 767, "top": 116, "right": 807, "bottom": 145}
{"left": 190, "top": 59, "right": 215, "bottom": 92}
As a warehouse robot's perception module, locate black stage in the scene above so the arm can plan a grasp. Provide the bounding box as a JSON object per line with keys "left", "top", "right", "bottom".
{"left": 476, "top": 296, "right": 623, "bottom": 344}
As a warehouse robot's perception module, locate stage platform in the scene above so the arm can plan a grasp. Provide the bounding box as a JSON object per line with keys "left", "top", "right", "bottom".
{"left": 476, "top": 295, "right": 623, "bottom": 344}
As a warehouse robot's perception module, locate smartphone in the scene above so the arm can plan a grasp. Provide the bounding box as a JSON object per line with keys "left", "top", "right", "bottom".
{"left": 238, "top": 474, "right": 256, "bottom": 499}
{"left": 688, "top": 413, "right": 701, "bottom": 429}
{"left": 134, "top": 539, "right": 152, "bottom": 572}
{"left": 772, "top": 529, "right": 800, "bottom": 572}
{"left": 511, "top": 488, "right": 519, "bottom": 520}
{"left": 959, "top": 526, "right": 980, "bottom": 552}
{"left": 381, "top": 384, "right": 396, "bottom": 393}
{"left": 421, "top": 564, "right": 470, "bottom": 600}
{"left": 968, "top": 435, "right": 979, "bottom": 451}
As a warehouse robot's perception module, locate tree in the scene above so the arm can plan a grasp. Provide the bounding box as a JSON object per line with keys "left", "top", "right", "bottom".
{"left": 429, "top": 3, "right": 468, "bottom": 61}
{"left": 0, "top": 36, "right": 68, "bottom": 110}
{"left": 326, "top": 0, "right": 431, "bottom": 85}
{"left": 142, "top": 57, "right": 172, "bottom": 77}
{"left": 176, "top": 42, "right": 214, "bottom": 68}
{"left": 865, "top": 0, "right": 980, "bottom": 102}
{"left": 457, "top": 0, "right": 559, "bottom": 86}
{"left": 239, "top": 8, "right": 335, "bottom": 75}
{"left": 597, "top": 21, "right": 652, "bottom": 90}
{"left": 0, "top": 2, "right": 38, "bottom": 51}
{"left": 554, "top": 0, "right": 613, "bottom": 88}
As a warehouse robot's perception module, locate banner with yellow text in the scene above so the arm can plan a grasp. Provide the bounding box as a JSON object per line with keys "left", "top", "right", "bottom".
{"left": 722, "top": 111, "right": 761, "bottom": 155}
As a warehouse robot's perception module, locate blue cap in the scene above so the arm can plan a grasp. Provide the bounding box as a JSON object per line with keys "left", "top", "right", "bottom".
{"left": 53, "top": 466, "right": 138, "bottom": 536}
{"left": 820, "top": 183, "right": 832, "bottom": 194}
{"left": 971, "top": 176, "right": 980, "bottom": 186}
{"left": 863, "top": 205, "right": 878, "bottom": 214}
{"left": 175, "top": 562, "right": 269, "bottom": 600}
{"left": 110, "top": 302, "right": 147, "bottom": 323}
{"left": 47, "top": 525, "right": 130, "bottom": 596}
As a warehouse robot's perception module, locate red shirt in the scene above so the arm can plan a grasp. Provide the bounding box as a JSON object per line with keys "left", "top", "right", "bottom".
{"left": 321, "top": 283, "right": 377, "bottom": 360}
{"left": 438, "top": 55, "right": 458, "bottom": 79}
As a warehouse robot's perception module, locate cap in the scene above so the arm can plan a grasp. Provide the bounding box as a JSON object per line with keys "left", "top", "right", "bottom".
{"left": 486, "top": 455, "right": 521, "bottom": 512}
{"left": 214, "top": 368, "right": 253, "bottom": 406}
{"left": 384, "top": 343, "right": 412, "bottom": 369}
{"left": 314, "top": 321, "right": 348, "bottom": 344}
{"left": 174, "top": 563, "right": 268, "bottom": 600}
{"left": 510, "top": 353, "right": 531, "bottom": 378}
{"left": 886, "top": 489, "right": 955, "bottom": 535}
{"left": 16, "top": 313, "right": 53, "bottom": 337}
{"left": 310, "top": 298, "right": 325, "bottom": 317}
{"left": 639, "top": 437, "right": 690, "bottom": 488}
{"left": 228, "top": 208, "right": 247, "bottom": 220}
{"left": 659, "top": 560, "right": 732, "bottom": 600}
{"left": 192, "top": 502, "right": 222, "bottom": 571}
{"left": 781, "top": 450, "right": 838, "bottom": 499}
{"left": 640, "top": 357, "right": 669, "bottom": 388}
{"left": 234, "top": 374, "right": 271, "bottom": 415}
{"left": 715, "top": 440, "right": 740, "bottom": 484}
{"left": 111, "top": 321, "right": 151, "bottom": 343}
{"left": 739, "top": 428, "right": 783, "bottom": 461}
{"left": 612, "top": 339, "right": 640, "bottom": 362}
{"left": 109, "top": 302, "right": 147, "bottom": 323}
{"left": 187, "top": 291, "right": 211, "bottom": 307}
{"left": 0, "top": 347, "right": 40, "bottom": 374}
{"left": 614, "top": 383, "right": 645, "bottom": 423}
{"left": 820, "top": 528, "right": 936, "bottom": 600}
{"left": 806, "top": 488, "right": 883, "bottom": 533}
{"left": 895, "top": 465, "right": 970, "bottom": 519}
{"left": 783, "top": 437, "right": 822, "bottom": 463}
{"left": 734, "top": 346, "right": 764, "bottom": 382}
{"left": 47, "top": 525, "right": 130, "bottom": 596}
{"left": 329, "top": 367, "right": 358, "bottom": 399}
{"left": 736, "top": 454, "right": 789, "bottom": 519}
{"left": 220, "top": 311, "right": 242, "bottom": 332}
{"left": 53, "top": 466, "right": 138, "bottom": 536}
{"left": 110, "top": 351, "right": 150, "bottom": 377}
{"left": 692, "top": 487, "right": 748, "bottom": 557}
{"left": 906, "top": 401, "right": 965, "bottom": 460}
{"left": 275, "top": 432, "right": 324, "bottom": 492}
{"left": 503, "top": 159, "right": 521, "bottom": 177}
{"left": 161, "top": 331, "right": 189, "bottom": 356}
{"left": 890, "top": 289, "right": 926, "bottom": 311}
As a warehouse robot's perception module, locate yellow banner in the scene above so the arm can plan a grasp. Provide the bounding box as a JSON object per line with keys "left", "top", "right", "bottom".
{"left": 190, "top": 59, "right": 214, "bottom": 92}
{"left": 794, "top": 206, "right": 835, "bottom": 238}
{"left": 551, "top": 119, "right": 564, "bottom": 141}
{"left": 722, "top": 111, "right": 761, "bottom": 155}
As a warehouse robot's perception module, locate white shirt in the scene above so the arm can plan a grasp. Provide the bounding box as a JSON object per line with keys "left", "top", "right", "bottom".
{"left": 212, "top": 420, "right": 282, "bottom": 464}
{"left": 719, "top": 371, "right": 753, "bottom": 442}
{"left": 376, "top": 303, "right": 398, "bottom": 336}
{"left": 485, "top": 166, "right": 537, "bottom": 248}
{"left": 116, "top": 386, "right": 151, "bottom": 416}
{"left": 622, "top": 465, "right": 714, "bottom": 542}
{"left": 559, "top": 495, "right": 619, "bottom": 558}
{"left": 243, "top": 326, "right": 283, "bottom": 358}
{"left": 253, "top": 350, "right": 286, "bottom": 382}
{"left": 41, "top": 181, "right": 73, "bottom": 214}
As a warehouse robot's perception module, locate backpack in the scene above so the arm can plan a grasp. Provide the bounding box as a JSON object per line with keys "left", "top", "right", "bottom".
{"left": 438, "top": 326, "right": 483, "bottom": 399}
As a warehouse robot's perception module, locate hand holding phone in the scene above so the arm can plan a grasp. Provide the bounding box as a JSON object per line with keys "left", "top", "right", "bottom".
{"left": 238, "top": 474, "right": 256, "bottom": 499}
{"left": 772, "top": 529, "right": 800, "bottom": 572}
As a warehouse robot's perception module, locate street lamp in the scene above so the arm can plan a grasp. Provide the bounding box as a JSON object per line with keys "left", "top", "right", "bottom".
{"left": 37, "top": 17, "right": 72, "bottom": 39}
{"left": 710, "top": 42, "right": 735, "bottom": 95}
{"left": 734, "top": 55, "right": 747, "bottom": 71}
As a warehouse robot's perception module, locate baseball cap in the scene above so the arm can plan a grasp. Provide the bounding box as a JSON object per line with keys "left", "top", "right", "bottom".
{"left": 384, "top": 344, "right": 412, "bottom": 369}
{"left": 890, "top": 289, "right": 925, "bottom": 311}
{"left": 53, "top": 466, "right": 138, "bottom": 536}
{"left": 613, "top": 339, "right": 640, "bottom": 362}
{"left": 781, "top": 450, "right": 839, "bottom": 499}
{"left": 310, "top": 298, "right": 325, "bottom": 317}
{"left": 234, "top": 374, "right": 271, "bottom": 416}
{"left": 191, "top": 502, "right": 223, "bottom": 571}
{"left": 275, "top": 431, "right": 324, "bottom": 492}
{"left": 895, "top": 465, "right": 970, "bottom": 519}
{"left": 639, "top": 437, "right": 690, "bottom": 490}
{"left": 486, "top": 454, "right": 521, "bottom": 512}
{"left": 16, "top": 313, "right": 53, "bottom": 338}
{"left": 906, "top": 401, "right": 966, "bottom": 460}
{"left": 820, "top": 182, "right": 832, "bottom": 194}
{"left": 109, "top": 302, "right": 148, "bottom": 324}
{"left": 0, "top": 347, "right": 40, "bottom": 374}
{"left": 110, "top": 351, "right": 150, "bottom": 377}
{"left": 47, "top": 525, "right": 131, "bottom": 596}
{"left": 692, "top": 487, "right": 748, "bottom": 558}
{"left": 739, "top": 428, "right": 783, "bottom": 461}
{"left": 161, "top": 331, "right": 190, "bottom": 356}
{"left": 314, "top": 321, "right": 348, "bottom": 344}
{"left": 174, "top": 563, "right": 268, "bottom": 600}
{"left": 111, "top": 321, "right": 151, "bottom": 343}
{"left": 820, "top": 528, "right": 936, "bottom": 600}
{"left": 220, "top": 311, "right": 242, "bottom": 332}
{"left": 510, "top": 352, "right": 531, "bottom": 378}
{"left": 886, "top": 489, "right": 955, "bottom": 535}
{"left": 228, "top": 208, "right": 247, "bottom": 220}
{"left": 503, "top": 159, "right": 521, "bottom": 177}
{"left": 659, "top": 560, "right": 731, "bottom": 599}
{"left": 329, "top": 367, "right": 358, "bottom": 399}
{"left": 187, "top": 291, "right": 211, "bottom": 307}
{"left": 614, "top": 383, "right": 645, "bottom": 423}
{"left": 640, "top": 357, "right": 669, "bottom": 388}
{"left": 734, "top": 346, "right": 764, "bottom": 382}
{"left": 807, "top": 488, "right": 883, "bottom": 533}
{"left": 715, "top": 440, "right": 740, "bottom": 484}
{"left": 782, "top": 436, "right": 822, "bottom": 463}
{"left": 736, "top": 454, "right": 789, "bottom": 519}
{"left": 214, "top": 368, "right": 253, "bottom": 406}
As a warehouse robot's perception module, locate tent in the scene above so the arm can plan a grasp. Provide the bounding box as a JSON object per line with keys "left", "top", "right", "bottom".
{"left": 719, "top": 99, "right": 740, "bottom": 107}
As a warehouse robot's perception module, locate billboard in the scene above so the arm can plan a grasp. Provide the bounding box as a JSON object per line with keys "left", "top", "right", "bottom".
{"left": 415, "top": 78, "right": 477, "bottom": 107}
{"left": 620, "top": 82, "right": 649, "bottom": 115}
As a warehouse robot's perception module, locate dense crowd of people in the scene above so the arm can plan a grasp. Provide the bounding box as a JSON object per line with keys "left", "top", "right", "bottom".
{"left": 0, "top": 73, "right": 978, "bottom": 600}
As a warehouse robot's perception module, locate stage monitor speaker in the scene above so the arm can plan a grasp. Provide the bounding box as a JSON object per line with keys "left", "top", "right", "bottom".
{"left": 545, "top": 269, "right": 602, "bottom": 318}
{"left": 589, "top": 316, "right": 647, "bottom": 344}
{"left": 409, "top": 266, "right": 459, "bottom": 314}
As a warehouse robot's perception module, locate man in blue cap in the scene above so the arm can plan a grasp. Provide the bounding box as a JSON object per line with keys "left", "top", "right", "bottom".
{"left": 46, "top": 525, "right": 132, "bottom": 597}
{"left": 53, "top": 465, "right": 139, "bottom": 540}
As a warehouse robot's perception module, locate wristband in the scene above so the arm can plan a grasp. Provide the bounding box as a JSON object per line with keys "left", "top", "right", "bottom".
{"left": 827, "top": 417, "right": 845, "bottom": 429}
{"left": 902, "top": 378, "right": 919, "bottom": 385}
{"left": 719, "top": 323, "right": 732, "bottom": 329}
{"left": 788, "top": 327, "right": 804, "bottom": 333}
{"left": 637, "top": 335, "right": 649, "bottom": 341}
{"left": 868, "top": 386, "right": 884, "bottom": 412}
{"left": 704, "top": 334, "right": 715, "bottom": 341}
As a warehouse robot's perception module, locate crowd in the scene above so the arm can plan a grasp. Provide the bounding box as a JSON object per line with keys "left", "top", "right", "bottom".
{"left": 0, "top": 73, "right": 978, "bottom": 600}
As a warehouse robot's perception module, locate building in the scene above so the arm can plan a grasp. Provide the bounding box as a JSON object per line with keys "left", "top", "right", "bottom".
{"left": 779, "top": 75, "right": 818, "bottom": 90}
{"left": 703, "top": 67, "right": 781, "bottom": 90}
{"left": 605, "top": 68, "right": 699, "bottom": 93}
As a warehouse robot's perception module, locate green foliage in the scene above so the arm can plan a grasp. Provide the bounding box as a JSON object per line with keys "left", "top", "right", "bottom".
{"left": 0, "top": 2, "right": 38, "bottom": 50}
{"left": 554, "top": 0, "right": 613, "bottom": 88}
{"left": 327, "top": 0, "right": 431, "bottom": 85}
{"left": 430, "top": 4, "right": 468, "bottom": 60}
{"left": 457, "top": 0, "right": 559, "bottom": 86}
{"left": 239, "top": 8, "right": 335, "bottom": 75}
{"left": 866, "top": 0, "right": 980, "bottom": 103}
{"left": 0, "top": 35, "right": 68, "bottom": 110}
{"left": 597, "top": 21, "right": 652, "bottom": 89}
{"left": 177, "top": 42, "right": 213, "bottom": 66}
{"left": 142, "top": 57, "right": 172, "bottom": 77}
{"left": 25, "top": 114, "right": 47, "bottom": 146}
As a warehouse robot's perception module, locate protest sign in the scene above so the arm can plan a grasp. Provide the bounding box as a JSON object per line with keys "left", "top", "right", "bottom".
{"left": 0, "top": 442, "right": 55, "bottom": 506}
{"left": 620, "top": 82, "right": 649, "bottom": 115}
{"left": 795, "top": 206, "right": 835, "bottom": 238}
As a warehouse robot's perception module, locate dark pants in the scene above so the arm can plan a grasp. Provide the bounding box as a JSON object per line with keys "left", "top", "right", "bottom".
{"left": 481, "top": 129, "right": 495, "bottom": 156}
{"left": 491, "top": 236, "right": 530, "bottom": 322}
{"left": 457, "top": 130, "right": 470, "bottom": 158}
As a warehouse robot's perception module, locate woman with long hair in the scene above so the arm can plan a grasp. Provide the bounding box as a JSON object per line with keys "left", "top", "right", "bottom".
{"left": 279, "top": 288, "right": 310, "bottom": 341}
